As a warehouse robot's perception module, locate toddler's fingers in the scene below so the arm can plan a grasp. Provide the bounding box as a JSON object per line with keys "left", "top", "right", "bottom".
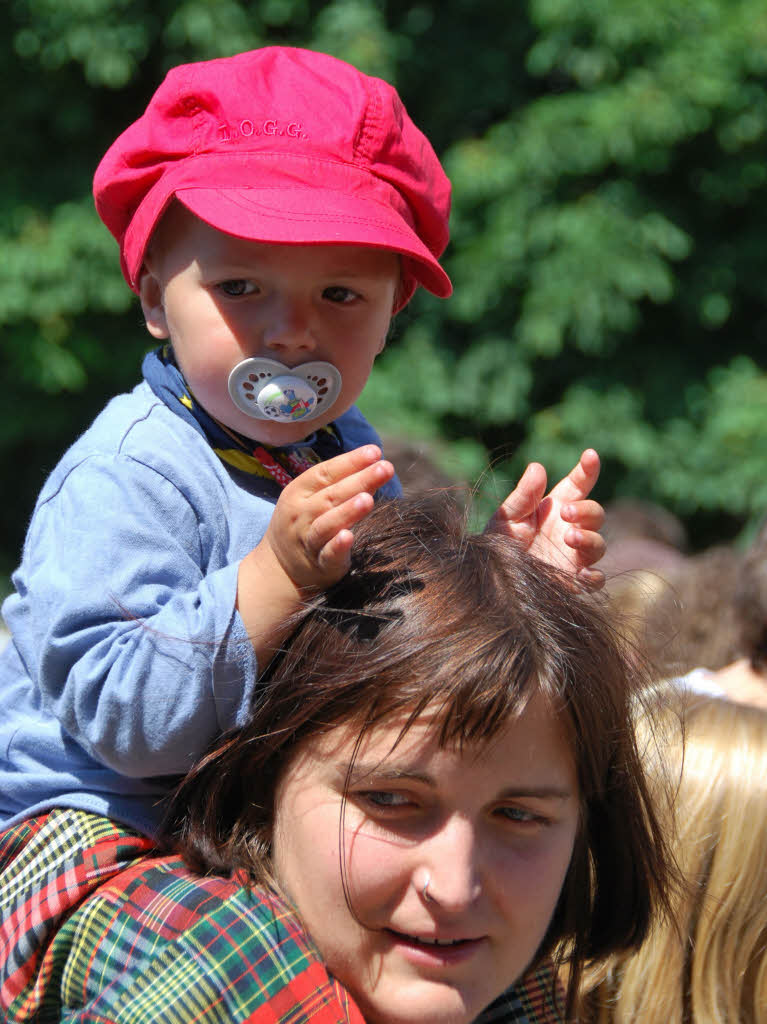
{"left": 306, "top": 459, "right": 395, "bottom": 515}
{"left": 548, "top": 449, "right": 600, "bottom": 504}
{"left": 306, "top": 492, "right": 376, "bottom": 557}
{"left": 299, "top": 444, "right": 384, "bottom": 495}
{"left": 564, "top": 527, "right": 606, "bottom": 567}
{"left": 561, "top": 499, "right": 605, "bottom": 532}
{"left": 577, "top": 566, "right": 606, "bottom": 591}
{"left": 486, "top": 462, "right": 547, "bottom": 532}
{"left": 315, "top": 528, "right": 356, "bottom": 578}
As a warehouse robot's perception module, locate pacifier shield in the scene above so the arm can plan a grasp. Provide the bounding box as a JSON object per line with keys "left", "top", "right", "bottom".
{"left": 228, "top": 358, "right": 343, "bottom": 422}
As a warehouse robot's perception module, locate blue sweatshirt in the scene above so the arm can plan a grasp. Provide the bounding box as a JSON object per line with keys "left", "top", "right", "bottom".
{"left": 0, "top": 379, "right": 400, "bottom": 835}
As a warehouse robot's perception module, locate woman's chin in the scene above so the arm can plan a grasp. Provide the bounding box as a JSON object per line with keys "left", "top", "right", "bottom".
{"left": 349, "top": 976, "right": 489, "bottom": 1024}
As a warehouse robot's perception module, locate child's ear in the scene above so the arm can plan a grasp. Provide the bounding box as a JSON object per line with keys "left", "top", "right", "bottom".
{"left": 139, "top": 266, "right": 169, "bottom": 339}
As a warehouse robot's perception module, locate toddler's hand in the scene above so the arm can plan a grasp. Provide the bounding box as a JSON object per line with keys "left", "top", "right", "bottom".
{"left": 238, "top": 445, "right": 394, "bottom": 663}
{"left": 486, "top": 449, "right": 606, "bottom": 588}
{"left": 264, "top": 444, "right": 394, "bottom": 591}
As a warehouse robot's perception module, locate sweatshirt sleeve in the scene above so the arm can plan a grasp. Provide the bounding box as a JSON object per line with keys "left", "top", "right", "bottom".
{"left": 10, "top": 453, "right": 259, "bottom": 778}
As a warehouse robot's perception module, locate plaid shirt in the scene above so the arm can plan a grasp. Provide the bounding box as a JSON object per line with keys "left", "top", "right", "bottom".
{"left": 0, "top": 810, "right": 564, "bottom": 1023}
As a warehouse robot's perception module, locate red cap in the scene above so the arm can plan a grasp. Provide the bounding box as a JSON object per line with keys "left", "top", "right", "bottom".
{"left": 94, "top": 47, "right": 452, "bottom": 309}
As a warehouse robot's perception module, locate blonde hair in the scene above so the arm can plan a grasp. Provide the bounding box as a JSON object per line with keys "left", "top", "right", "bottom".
{"left": 581, "top": 693, "right": 767, "bottom": 1022}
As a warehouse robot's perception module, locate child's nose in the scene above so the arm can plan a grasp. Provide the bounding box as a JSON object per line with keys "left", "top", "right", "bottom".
{"left": 261, "top": 298, "right": 317, "bottom": 360}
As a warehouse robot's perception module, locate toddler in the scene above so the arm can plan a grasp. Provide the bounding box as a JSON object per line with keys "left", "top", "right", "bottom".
{"left": 0, "top": 47, "right": 604, "bottom": 836}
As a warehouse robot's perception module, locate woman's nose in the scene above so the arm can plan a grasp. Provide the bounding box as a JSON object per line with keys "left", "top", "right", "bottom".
{"left": 261, "top": 297, "right": 317, "bottom": 359}
{"left": 416, "top": 817, "right": 483, "bottom": 912}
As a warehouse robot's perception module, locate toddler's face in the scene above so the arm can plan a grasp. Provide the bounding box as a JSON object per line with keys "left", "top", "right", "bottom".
{"left": 140, "top": 204, "right": 400, "bottom": 445}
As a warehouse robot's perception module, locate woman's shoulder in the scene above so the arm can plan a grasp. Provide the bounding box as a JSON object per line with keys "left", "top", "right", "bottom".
{"left": 0, "top": 810, "right": 364, "bottom": 1024}
{"left": 74, "top": 857, "right": 365, "bottom": 1023}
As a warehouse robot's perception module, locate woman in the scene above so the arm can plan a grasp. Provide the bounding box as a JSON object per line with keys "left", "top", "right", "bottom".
{"left": 0, "top": 497, "right": 674, "bottom": 1023}
{"left": 580, "top": 692, "right": 767, "bottom": 1022}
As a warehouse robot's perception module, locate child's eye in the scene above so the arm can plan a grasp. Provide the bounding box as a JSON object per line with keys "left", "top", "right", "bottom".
{"left": 218, "top": 279, "right": 258, "bottom": 297}
{"left": 323, "top": 285, "right": 358, "bottom": 304}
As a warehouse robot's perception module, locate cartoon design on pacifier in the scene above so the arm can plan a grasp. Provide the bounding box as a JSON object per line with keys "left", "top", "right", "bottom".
{"left": 228, "top": 357, "right": 343, "bottom": 423}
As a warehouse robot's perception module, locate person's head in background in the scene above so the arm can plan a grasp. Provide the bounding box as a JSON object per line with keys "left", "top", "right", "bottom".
{"left": 581, "top": 691, "right": 767, "bottom": 1023}
{"left": 637, "top": 544, "right": 744, "bottom": 677}
{"left": 733, "top": 515, "right": 767, "bottom": 673}
{"left": 598, "top": 498, "right": 689, "bottom": 655}
{"left": 630, "top": 516, "right": 767, "bottom": 708}
{"left": 163, "top": 495, "right": 675, "bottom": 1024}
{"left": 93, "top": 46, "right": 451, "bottom": 447}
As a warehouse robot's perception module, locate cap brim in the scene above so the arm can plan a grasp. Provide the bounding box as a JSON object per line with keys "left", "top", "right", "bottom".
{"left": 123, "top": 154, "right": 451, "bottom": 301}
{"left": 176, "top": 186, "right": 452, "bottom": 299}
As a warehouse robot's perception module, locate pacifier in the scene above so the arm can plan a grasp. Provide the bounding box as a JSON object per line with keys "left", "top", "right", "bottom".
{"left": 227, "top": 357, "right": 343, "bottom": 423}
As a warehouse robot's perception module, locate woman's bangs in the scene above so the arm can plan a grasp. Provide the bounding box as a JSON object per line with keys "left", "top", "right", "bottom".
{"left": 391, "top": 627, "right": 562, "bottom": 749}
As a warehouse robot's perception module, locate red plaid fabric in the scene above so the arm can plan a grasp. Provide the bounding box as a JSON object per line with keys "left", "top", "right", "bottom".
{"left": 0, "top": 810, "right": 363, "bottom": 1023}
{"left": 0, "top": 811, "right": 154, "bottom": 1014}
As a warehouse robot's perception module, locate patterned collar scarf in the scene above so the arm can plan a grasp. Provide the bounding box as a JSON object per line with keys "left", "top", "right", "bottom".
{"left": 142, "top": 345, "right": 343, "bottom": 488}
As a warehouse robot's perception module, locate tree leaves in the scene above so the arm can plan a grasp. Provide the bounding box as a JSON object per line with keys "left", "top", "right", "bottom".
{"left": 3, "top": 0, "right": 767, "bottom": 577}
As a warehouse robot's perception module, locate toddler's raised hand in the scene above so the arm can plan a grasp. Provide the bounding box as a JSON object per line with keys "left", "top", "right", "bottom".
{"left": 237, "top": 446, "right": 394, "bottom": 663}
{"left": 264, "top": 444, "right": 394, "bottom": 589}
{"left": 486, "top": 449, "right": 606, "bottom": 588}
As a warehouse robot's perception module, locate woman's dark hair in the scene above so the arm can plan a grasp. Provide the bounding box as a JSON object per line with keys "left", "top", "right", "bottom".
{"left": 161, "top": 495, "right": 675, "bottom": 1018}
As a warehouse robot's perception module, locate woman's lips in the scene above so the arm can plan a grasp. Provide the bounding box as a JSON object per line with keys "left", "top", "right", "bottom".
{"left": 385, "top": 928, "right": 485, "bottom": 965}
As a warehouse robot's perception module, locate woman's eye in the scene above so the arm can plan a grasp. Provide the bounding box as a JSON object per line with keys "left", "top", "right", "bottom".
{"left": 218, "top": 279, "right": 257, "bottom": 297}
{"left": 499, "top": 806, "right": 540, "bottom": 825}
{"left": 359, "top": 790, "right": 411, "bottom": 809}
{"left": 323, "top": 285, "right": 358, "bottom": 304}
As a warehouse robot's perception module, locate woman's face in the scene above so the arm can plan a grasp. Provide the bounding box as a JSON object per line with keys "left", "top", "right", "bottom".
{"left": 272, "top": 693, "right": 580, "bottom": 1024}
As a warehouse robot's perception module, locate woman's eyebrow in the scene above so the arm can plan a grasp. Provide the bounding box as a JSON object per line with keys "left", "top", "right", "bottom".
{"left": 341, "top": 766, "right": 574, "bottom": 801}
{"left": 341, "top": 763, "right": 435, "bottom": 786}
{"left": 496, "top": 786, "right": 574, "bottom": 801}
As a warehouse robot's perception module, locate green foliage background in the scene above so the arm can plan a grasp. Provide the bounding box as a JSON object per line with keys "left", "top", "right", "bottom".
{"left": 3, "top": 0, "right": 767, "bottom": 580}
